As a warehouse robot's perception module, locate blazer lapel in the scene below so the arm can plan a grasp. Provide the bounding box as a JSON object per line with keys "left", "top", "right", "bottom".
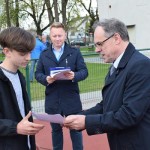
{"left": 117, "top": 43, "right": 135, "bottom": 69}
{"left": 46, "top": 46, "right": 59, "bottom": 64}
{"left": 46, "top": 44, "right": 72, "bottom": 64}
{"left": 59, "top": 44, "right": 73, "bottom": 62}
{"left": 104, "top": 70, "right": 117, "bottom": 86}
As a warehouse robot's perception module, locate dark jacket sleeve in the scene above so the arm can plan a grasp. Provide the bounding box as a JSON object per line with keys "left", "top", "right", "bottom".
{"left": 85, "top": 60, "right": 150, "bottom": 135}
{"left": 0, "top": 119, "right": 18, "bottom": 136}
{"left": 81, "top": 101, "right": 103, "bottom": 115}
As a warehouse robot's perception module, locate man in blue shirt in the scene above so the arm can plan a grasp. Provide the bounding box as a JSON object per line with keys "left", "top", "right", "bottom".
{"left": 35, "top": 22, "right": 88, "bottom": 150}
{"left": 30, "top": 35, "right": 46, "bottom": 82}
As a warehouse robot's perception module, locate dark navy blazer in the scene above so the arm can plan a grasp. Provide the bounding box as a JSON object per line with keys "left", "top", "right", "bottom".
{"left": 35, "top": 43, "right": 88, "bottom": 115}
{"left": 83, "top": 43, "right": 150, "bottom": 150}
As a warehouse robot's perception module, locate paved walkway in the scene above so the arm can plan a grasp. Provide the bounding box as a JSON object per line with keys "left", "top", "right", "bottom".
{"left": 31, "top": 91, "right": 102, "bottom": 113}
{"left": 33, "top": 91, "right": 108, "bottom": 150}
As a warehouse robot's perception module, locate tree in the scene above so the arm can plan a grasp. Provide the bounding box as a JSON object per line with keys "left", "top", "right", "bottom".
{"left": 76, "top": 0, "right": 99, "bottom": 33}
{"left": 0, "top": 0, "right": 99, "bottom": 38}
{"left": 19, "top": 0, "right": 51, "bottom": 34}
{"left": 61, "top": 0, "right": 68, "bottom": 26}
{"left": 0, "top": 1, "right": 8, "bottom": 29}
{"left": 53, "top": 0, "right": 59, "bottom": 21}
{"left": 5, "top": 0, "right": 11, "bottom": 27}
{"left": 14, "top": 0, "right": 19, "bottom": 27}
{"left": 45, "top": 0, "right": 54, "bottom": 24}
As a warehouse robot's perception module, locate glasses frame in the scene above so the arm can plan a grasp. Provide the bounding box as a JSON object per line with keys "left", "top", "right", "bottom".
{"left": 95, "top": 33, "right": 115, "bottom": 48}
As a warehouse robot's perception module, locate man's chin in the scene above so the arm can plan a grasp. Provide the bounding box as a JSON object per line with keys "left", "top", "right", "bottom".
{"left": 103, "top": 59, "right": 110, "bottom": 63}
{"left": 20, "top": 63, "right": 28, "bottom": 68}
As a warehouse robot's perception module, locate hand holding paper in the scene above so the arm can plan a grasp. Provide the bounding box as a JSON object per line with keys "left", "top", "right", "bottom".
{"left": 62, "top": 71, "right": 74, "bottom": 80}
{"left": 17, "top": 111, "right": 44, "bottom": 135}
{"left": 50, "top": 67, "right": 71, "bottom": 80}
{"left": 63, "top": 115, "right": 86, "bottom": 130}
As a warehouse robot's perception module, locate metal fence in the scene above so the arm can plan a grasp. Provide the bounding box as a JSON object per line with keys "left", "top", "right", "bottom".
{"left": 29, "top": 53, "right": 110, "bottom": 113}
{"left": 1, "top": 49, "right": 150, "bottom": 113}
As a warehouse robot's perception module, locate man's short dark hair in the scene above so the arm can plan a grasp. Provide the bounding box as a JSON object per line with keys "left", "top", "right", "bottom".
{"left": 50, "top": 22, "right": 66, "bottom": 31}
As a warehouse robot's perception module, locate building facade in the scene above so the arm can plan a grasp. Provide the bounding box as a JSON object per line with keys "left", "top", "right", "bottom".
{"left": 97, "top": 0, "right": 150, "bottom": 49}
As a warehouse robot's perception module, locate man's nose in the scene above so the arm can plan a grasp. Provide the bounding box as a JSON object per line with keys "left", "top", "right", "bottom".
{"left": 95, "top": 47, "right": 101, "bottom": 53}
{"left": 26, "top": 52, "right": 31, "bottom": 60}
{"left": 56, "top": 36, "right": 60, "bottom": 40}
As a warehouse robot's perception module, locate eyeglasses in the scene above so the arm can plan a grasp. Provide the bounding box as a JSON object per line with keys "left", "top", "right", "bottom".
{"left": 95, "top": 34, "right": 115, "bottom": 48}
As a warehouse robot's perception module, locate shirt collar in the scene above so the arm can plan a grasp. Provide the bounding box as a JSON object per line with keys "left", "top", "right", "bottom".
{"left": 113, "top": 51, "right": 125, "bottom": 68}
{"left": 52, "top": 43, "right": 65, "bottom": 52}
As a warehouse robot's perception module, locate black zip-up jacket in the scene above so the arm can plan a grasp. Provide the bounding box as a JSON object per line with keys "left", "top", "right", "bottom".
{"left": 0, "top": 69, "right": 36, "bottom": 150}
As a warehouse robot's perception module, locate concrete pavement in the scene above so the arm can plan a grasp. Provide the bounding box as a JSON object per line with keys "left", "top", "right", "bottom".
{"left": 31, "top": 90, "right": 102, "bottom": 113}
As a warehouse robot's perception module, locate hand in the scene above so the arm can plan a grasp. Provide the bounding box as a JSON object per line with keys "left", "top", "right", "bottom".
{"left": 17, "top": 111, "right": 44, "bottom": 135}
{"left": 46, "top": 76, "right": 55, "bottom": 84}
{"left": 63, "top": 115, "right": 85, "bottom": 130}
{"left": 63, "top": 71, "right": 74, "bottom": 80}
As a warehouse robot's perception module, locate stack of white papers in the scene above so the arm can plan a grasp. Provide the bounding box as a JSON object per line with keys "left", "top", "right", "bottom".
{"left": 50, "top": 67, "right": 71, "bottom": 80}
{"left": 32, "top": 112, "right": 64, "bottom": 124}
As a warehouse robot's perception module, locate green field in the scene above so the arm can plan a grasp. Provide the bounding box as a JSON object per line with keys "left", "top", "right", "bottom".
{"left": 0, "top": 53, "right": 110, "bottom": 101}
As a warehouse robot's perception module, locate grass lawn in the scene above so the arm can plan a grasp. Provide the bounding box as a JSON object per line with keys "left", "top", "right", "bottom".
{"left": 0, "top": 53, "right": 110, "bottom": 101}
{"left": 79, "top": 63, "right": 109, "bottom": 93}
{"left": 80, "top": 46, "right": 95, "bottom": 52}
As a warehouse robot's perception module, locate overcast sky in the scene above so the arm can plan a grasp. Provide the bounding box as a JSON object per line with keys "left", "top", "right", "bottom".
{"left": 84, "top": 0, "right": 98, "bottom": 7}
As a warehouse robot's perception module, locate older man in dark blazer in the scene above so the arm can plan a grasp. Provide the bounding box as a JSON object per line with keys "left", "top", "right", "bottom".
{"left": 64, "top": 18, "right": 150, "bottom": 150}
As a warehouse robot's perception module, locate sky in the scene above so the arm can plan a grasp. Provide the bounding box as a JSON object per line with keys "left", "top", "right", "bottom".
{"left": 79, "top": 0, "right": 98, "bottom": 16}
{"left": 83, "top": 0, "right": 98, "bottom": 7}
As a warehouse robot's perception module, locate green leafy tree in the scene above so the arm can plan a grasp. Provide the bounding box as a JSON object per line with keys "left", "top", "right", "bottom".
{"left": 76, "top": 0, "right": 99, "bottom": 33}
{"left": 0, "top": 0, "right": 98, "bottom": 38}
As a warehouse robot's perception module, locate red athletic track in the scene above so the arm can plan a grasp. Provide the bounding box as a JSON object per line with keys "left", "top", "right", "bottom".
{"left": 35, "top": 120, "right": 110, "bottom": 150}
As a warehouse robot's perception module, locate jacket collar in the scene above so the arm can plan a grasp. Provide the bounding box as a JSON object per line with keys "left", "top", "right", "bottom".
{"left": 45, "top": 42, "right": 73, "bottom": 63}
{"left": 0, "top": 68, "right": 23, "bottom": 81}
{"left": 0, "top": 68, "right": 10, "bottom": 81}
{"left": 104, "top": 43, "right": 135, "bottom": 86}
{"left": 117, "top": 43, "right": 135, "bottom": 69}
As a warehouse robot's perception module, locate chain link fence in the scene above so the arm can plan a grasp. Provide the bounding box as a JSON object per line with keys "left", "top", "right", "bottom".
{"left": 1, "top": 50, "right": 150, "bottom": 113}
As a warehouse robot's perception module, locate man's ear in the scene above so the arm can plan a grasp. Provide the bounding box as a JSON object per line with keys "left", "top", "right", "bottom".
{"left": 3, "top": 47, "right": 10, "bottom": 56}
{"left": 114, "top": 33, "right": 121, "bottom": 45}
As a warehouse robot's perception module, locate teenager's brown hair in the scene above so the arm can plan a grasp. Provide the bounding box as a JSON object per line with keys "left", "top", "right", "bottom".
{"left": 0, "top": 27, "right": 35, "bottom": 52}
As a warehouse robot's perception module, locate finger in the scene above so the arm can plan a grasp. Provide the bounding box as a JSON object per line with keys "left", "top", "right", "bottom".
{"left": 32, "top": 123, "right": 45, "bottom": 129}
{"left": 24, "top": 111, "right": 32, "bottom": 120}
{"left": 26, "top": 125, "right": 44, "bottom": 135}
{"left": 64, "top": 117, "right": 75, "bottom": 124}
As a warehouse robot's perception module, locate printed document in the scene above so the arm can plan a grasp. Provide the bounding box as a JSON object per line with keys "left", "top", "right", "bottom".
{"left": 50, "top": 67, "right": 71, "bottom": 80}
{"left": 32, "top": 112, "right": 64, "bottom": 124}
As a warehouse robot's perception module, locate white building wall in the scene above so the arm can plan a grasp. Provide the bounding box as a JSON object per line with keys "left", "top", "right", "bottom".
{"left": 97, "top": 0, "right": 150, "bottom": 49}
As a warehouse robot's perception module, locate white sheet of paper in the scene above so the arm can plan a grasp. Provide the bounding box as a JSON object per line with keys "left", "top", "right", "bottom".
{"left": 32, "top": 112, "right": 64, "bottom": 124}
{"left": 51, "top": 70, "right": 70, "bottom": 80}
{"left": 50, "top": 67, "right": 71, "bottom": 80}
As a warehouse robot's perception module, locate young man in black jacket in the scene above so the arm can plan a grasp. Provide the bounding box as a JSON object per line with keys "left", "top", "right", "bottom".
{"left": 0, "top": 27, "right": 44, "bottom": 150}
